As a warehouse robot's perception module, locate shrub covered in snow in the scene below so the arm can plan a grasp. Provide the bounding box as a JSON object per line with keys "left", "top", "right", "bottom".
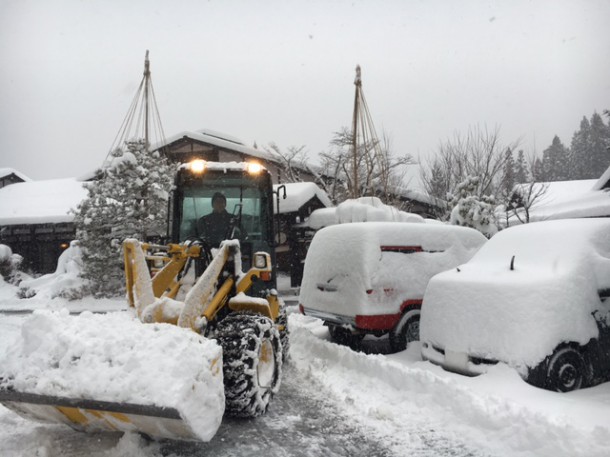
{"left": 18, "top": 241, "right": 90, "bottom": 300}
{"left": 0, "top": 244, "right": 26, "bottom": 286}
{"left": 449, "top": 176, "right": 498, "bottom": 238}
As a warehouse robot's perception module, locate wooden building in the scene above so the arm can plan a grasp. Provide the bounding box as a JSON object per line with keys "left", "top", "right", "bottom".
{"left": 0, "top": 178, "right": 87, "bottom": 273}
{"left": 153, "top": 129, "right": 317, "bottom": 184}
{"left": 0, "top": 168, "right": 30, "bottom": 189}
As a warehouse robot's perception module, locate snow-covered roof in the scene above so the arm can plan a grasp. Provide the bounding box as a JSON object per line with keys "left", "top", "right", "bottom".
{"left": 518, "top": 179, "right": 598, "bottom": 206}
{"left": 0, "top": 168, "right": 31, "bottom": 182}
{"left": 0, "top": 178, "right": 87, "bottom": 225}
{"left": 530, "top": 189, "right": 610, "bottom": 220}
{"left": 273, "top": 182, "right": 333, "bottom": 214}
{"left": 592, "top": 164, "right": 610, "bottom": 191}
{"left": 513, "top": 178, "right": 610, "bottom": 221}
{"left": 152, "top": 129, "right": 282, "bottom": 164}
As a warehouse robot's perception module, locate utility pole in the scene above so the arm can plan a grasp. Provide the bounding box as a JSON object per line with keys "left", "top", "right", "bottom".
{"left": 351, "top": 65, "right": 362, "bottom": 199}
{"left": 105, "top": 50, "right": 166, "bottom": 165}
{"left": 143, "top": 50, "right": 150, "bottom": 149}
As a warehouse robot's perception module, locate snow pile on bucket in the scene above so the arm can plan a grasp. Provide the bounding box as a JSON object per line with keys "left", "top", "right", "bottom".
{"left": 0, "top": 309, "right": 224, "bottom": 441}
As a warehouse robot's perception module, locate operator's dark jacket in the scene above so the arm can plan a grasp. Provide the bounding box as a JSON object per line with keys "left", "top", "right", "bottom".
{"left": 196, "top": 210, "right": 232, "bottom": 247}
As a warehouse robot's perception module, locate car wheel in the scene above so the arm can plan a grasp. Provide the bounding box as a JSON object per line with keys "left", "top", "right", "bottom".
{"left": 545, "top": 346, "right": 588, "bottom": 392}
{"left": 389, "top": 307, "right": 421, "bottom": 352}
{"left": 327, "top": 325, "right": 364, "bottom": 349}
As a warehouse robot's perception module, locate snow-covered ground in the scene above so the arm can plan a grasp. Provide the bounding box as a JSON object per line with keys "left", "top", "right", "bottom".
{"left": 1, "top": 278, "right": 610, "bottom": 456}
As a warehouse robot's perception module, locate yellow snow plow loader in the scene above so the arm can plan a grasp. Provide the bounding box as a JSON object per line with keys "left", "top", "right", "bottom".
{"left": 0, "top": 160, "right": 287, "bottom": 441}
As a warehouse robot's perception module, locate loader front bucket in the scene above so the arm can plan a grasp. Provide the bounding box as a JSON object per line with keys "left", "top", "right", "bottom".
{"left": 0, "top": 389, "right": 198, "bottom": 440}
{"left": 0, "top": 309, "right": 225, "bottom": 442}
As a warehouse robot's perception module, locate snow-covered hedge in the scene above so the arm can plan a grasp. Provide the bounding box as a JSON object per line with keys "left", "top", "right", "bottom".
{"left": 18, "top": 241, "right": 89, "bottom": 300}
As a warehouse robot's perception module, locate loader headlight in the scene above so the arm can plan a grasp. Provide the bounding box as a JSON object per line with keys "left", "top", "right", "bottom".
{"left": 245, "top": 161, "right": 264, "bottom": 175}
{"left": 189, "top": 159, "right": 206, "bottom": 174}
{"left": 254, "top": 253, "right": 268, "bottom": 269}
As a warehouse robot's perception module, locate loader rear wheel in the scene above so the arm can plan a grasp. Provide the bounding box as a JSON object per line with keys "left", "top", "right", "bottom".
{"left": 277, "top": 307, "right": 290, "bottom": 361}
{"left": 216, "top": 312, "right": 282, "bottom": 417}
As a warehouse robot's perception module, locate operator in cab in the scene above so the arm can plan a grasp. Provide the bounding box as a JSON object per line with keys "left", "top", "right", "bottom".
{"left": 196, "top": 192, "right": 233, "bottom": 247}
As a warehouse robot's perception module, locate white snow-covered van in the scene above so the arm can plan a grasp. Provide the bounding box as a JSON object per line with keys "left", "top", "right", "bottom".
{"left": 299, "top": 222, "right": 487, "bottom": 351}
{"left": 420, "top": 218, "right": 610, "bottom": 392}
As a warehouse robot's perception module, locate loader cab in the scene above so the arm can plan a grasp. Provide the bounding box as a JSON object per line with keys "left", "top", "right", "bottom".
{"left": 170, "top": 160, "right": 276, "bottom": 286}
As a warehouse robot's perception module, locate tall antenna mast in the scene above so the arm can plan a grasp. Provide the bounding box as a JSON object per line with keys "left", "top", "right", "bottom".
{"left": 351, "top": 65, "right": 361, "bottom": 199}
{"left": 105, "top": 50, "right": 166, "bottom": 164}
{"left": 349, "top": 65, "right": 383, "bottom": 199}
{"left": 143, "top": 50, "right": 151, "bottom": 148}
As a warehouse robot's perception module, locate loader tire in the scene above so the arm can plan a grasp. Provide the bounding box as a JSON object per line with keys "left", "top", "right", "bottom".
{"left": 277, "top": 307, "right": 290, "bottom": 361}
{"left": 216, "top": 312, "right": 282, "bottom": 418}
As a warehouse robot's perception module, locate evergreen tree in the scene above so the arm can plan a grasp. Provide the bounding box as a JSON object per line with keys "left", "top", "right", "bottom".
{"left": 541, "top": 135, "right": 570, "bottom": 181}
{"left": 449, "top": 176, "right": 498, "bottom": 238}
{"left": 569, "top": 116, "right": 591, "bottom": 179}
{"left": 513, "top": 149, "right": 530, "bottom": 184}
{"left": 73, "top": 139, "right": 174, "bottom": 297}
{"left": 532, "top": 157, "right": 545, "bottom": 182}
{"left": 427, "top": 161, "right": 450, "bottom": 200}
{"left": 501, "top": 148, "right": 515, "bottom": 198}
{"left": 588, "top": 112, "right": 610, "bottom": 177}
{"left": 568, "top": 113, "right": 610, "bottom": 179}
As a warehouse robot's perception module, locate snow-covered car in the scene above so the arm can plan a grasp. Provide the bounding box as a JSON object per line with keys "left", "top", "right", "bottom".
{"left": 420, "top": 218, "right": 610, "bottom": 392}
{"left": 299, "top": 222, "right": 487, "bottom": 351}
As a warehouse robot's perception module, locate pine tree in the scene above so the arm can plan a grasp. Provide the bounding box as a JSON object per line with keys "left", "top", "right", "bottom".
{"left": 501, "top": 148, "right": 515, "bottom": 198}
{"left": 513, "top": 149, "right": 530, "bottom": 184}
{"left": 449, "top": 176, "right": 498, "bottom": 238}
{"left": 427, "top": 161, "right": 450, "bottom": 200}
{"left": 532, "top": 157, "right": 545, "bottom": 181}
{"left": 569, "top": 116, "right": 591, "bottom": 179}
{"left": 542, "top": 136, "right": 570, "bottom": 181}
{"left": 588, "top": 112, "right": 610, "bottom": 178}
{"left": 73, "top": 139, "right": 174, "bottom": 297}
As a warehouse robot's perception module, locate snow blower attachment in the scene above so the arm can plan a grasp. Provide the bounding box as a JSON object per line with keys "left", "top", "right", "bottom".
{"left": 0, "top": 161, "right": 287, "bottom": 441}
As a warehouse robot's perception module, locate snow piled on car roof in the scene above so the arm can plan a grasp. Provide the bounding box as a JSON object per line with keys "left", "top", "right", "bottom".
{"left": 421, "top": 218, "right": 610, "bottom": 371}
{"left": 303, "top": 196, "right": 425, "bottom": 229}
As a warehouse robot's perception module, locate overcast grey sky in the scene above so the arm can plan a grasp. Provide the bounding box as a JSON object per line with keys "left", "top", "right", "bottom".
{"left": 1, "top": 0, "right": 609, "bottom": 180}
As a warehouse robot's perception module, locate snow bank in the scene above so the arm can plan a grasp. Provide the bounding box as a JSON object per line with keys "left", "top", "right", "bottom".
{"left": 289, "top": 314, "right": 610, "bottom": 457}
{"left": 0, "top": 309, "right": 224, "bottom": 441}
{"left": 421, "top": 218, "right": 610, "bottom": 371}
{"left": 300, "top": 222, "right": 486, "bottom": 317}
